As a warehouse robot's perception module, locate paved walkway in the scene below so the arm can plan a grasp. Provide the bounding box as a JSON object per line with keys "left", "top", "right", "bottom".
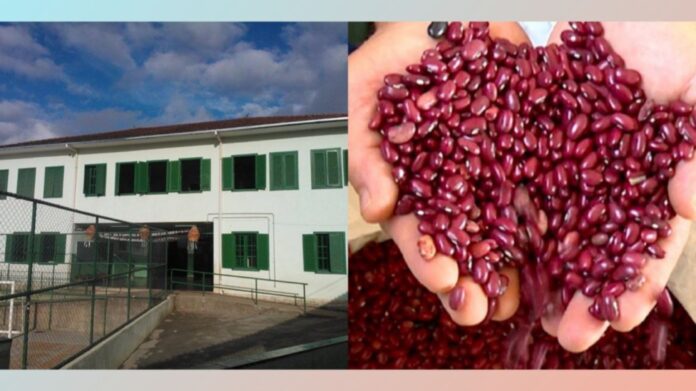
{"left": 121, "top": 292, "right": 346, "bottom": 369}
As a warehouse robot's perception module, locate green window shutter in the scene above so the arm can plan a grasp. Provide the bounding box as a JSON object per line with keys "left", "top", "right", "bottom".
{"left": 83, "top": 166, "right": 90, "bottom": 195}
{"left": 270, "top": 153, "right": 283, "bottom": 190}
{"left": 135, "top": 162, "right": 149, "bottom": 194}
{"left": 167, "top": 160, "right": 181, "bottom": 193}
{"left": 285, "top": 153, "right": 298, "bottom": 189}
{"left": 17, "top": 168, "right": 36, "bottom": 198}
{"left": 44, "top": 166, "right": 64, "bottom": 198}
{"left": 343, "top": 149, "right": 348, "bottom": 186}
{"left": 115, "top": 163, "right": 122, "bottom": 195}
{"left": 4, "top": 234, "right": 14, "bottom": 262}
{"left": 257, "top": 233, "right": 269, "bottom": 271}
{"left": 222, "top": 157, "right": 233, "bottom": 191}
{"left": 328, "top": 232, "right": 347, "bottom": 274}
{"left": 222, "top": 233, "right": 236, "bottom": 269}
{"left": 0, "top": 170, "right": 8, "bottom": 199}
{"left": 302, "top": 234, "right": 317, "bottom": 272}
{"left": 255, "top": 154, "right": 266, "bottom": 190}
{"left": 326, "top": 149, "right": 341, "bottom": 187}
{"left": 269, "top": 152, "right": 298, "bottom": 190}
{"left": 200, "top": 159, "right": 211, "bottom": 191}
{"left": 95, "top": 164, "right": 107, "bottom": 196}
{"left": 53, "top": 234, "right": 66, "bottom": 263}
{"left": 311, "top": 151, "right": 327, "bottom": 188}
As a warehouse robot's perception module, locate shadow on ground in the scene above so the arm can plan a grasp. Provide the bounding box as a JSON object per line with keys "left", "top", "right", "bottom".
{"left": 121, "top": 292, "right": 347, "bottom": 369}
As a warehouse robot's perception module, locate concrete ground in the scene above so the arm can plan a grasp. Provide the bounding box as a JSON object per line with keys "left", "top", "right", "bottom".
{"left": 121, "top": 291, "right": 347, "bottom": 369}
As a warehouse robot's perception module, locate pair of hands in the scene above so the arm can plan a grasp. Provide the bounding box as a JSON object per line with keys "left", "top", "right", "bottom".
{"left": 349, "top": 22, "right": 696, "bottom": 352}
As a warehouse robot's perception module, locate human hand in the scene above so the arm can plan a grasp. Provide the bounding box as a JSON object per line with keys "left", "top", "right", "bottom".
{"left": 541, "top": 22, "right": 696, "bottom": 353}
{"left": 348, "top": 22, "right": 530, "bottom": 325}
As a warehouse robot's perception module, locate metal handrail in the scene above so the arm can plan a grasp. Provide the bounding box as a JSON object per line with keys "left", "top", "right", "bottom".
{"left": 168, "top": 268, "right": 307, "bottom": 312}
{"left": 0, "top": 264, "right": 166, "bottom": 301}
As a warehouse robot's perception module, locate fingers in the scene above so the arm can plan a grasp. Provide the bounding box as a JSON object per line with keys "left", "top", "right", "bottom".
{"left": 348, "top": 23, "right": 435, "bottom": 223}
{"left": 556, "top": 216, "right": 691, "bottom": 351}
{"left": 669, "top": 160, "right": 696, "bottom": 220}
{"left": 437, "top": 277, "right": 488, "bottom": 326}
{"left": 540, "top": 291, "right": 563, "bottom": 337}
{"left": 610, "top": 216, "right": 691, "bottom": 331}
{"left": 382, "top": 214, "right": 459, "bottom": 293}
{"left": 557, "top": 292, "right": 610, "bottom": 353}
{"left": 492, "top": 268, "right": 520, "bottom": 321}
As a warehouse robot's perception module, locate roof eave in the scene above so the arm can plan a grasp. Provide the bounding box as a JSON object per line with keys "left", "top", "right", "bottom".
{"left": 0, "top": 117, "right": 347, "bottom": 157}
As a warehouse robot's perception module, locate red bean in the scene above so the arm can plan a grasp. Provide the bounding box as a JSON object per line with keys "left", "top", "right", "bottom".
{"left": 370, "top": 21, "right": 690, "bottom": 328}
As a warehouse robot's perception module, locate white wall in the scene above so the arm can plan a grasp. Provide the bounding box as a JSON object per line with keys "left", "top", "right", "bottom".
{"left": 0, "top": 122, "right": 348, "bottom": 305}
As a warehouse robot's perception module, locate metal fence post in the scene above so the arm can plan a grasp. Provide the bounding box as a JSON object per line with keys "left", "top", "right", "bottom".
{"left": 89, "top": 217, "right": 99, "bottom": 344}
{"left": 48, "top": 263, "right": 55, "bottom": 330}
{"left": 147, "top": 240, "right": 152, "bottom": 307}
{"left": 254, "top": 279, "right": 258, "bottom": 304}
{"left": 126, "top": 227, "right": 132, "bottom": 321}
{"left": 303, "top": 284, "right": 307, "bottom": 314}
{"left": 21, "top": 200, "right": 38, "bottom": 369}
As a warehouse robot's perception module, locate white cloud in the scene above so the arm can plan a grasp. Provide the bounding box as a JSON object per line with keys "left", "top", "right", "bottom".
{"left": 0, "top": 100, "right": 58, "bottom": 144}
{"left": 0, "top": 25, "right": 64, "bottom": 80}
{"left": 51, "top": 24, "right": 136, "bottom": 69}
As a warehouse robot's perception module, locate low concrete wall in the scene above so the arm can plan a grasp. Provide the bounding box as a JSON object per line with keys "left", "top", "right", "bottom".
{"left": 61, "top": 296, "right": 173, "bottom": 369}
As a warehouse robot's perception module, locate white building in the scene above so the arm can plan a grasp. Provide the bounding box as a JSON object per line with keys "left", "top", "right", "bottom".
{"left": 0, "top": 114, "right": 348, "bottom": 306}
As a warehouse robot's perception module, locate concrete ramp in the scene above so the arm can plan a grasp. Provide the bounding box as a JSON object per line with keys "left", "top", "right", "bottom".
{"left": 121, "top": 291, "right": 346, "bottom": 369}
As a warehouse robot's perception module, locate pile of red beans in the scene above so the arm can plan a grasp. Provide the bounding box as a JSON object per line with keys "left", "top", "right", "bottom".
{"left": 349, "top": 240, "right": 696, "bottom": 369}
{"left": 369, "top": 21, "right": 696, "bottom": 321}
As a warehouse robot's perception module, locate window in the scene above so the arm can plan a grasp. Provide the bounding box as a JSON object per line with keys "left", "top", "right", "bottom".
{"left": 116, "top": 162, "right": 136, "bottom": 195}
{"left": 181, "top": 159, "right": 201, "bottom": 192}
{"left": 4, "top": 232, "right": 66, "bottom": 264}
{"left": 43, "top": 166, "right": 64, "bottom": 198}
{"left": 270, "top": 151, "right": 299, "bottom": 190}
{"left": 17, "top": 168, "right": 36, "bottom": 198}
{"left": 147, "top": 161, "right": 168, "bottom": 193}
{"left": 177, "top": 158, "right": 210, "bottom": 193}
{"left": 302, "top": 232, "right": 346, "bottom": 274}
{"left": 222, "top": 154, "right": 266, "bottom": 191}
{"left": 5, "top": 233, "right": 29, "bottom": 263}
{"left": 221, "top": 231, "right": 269, "bottom": 270}
{"left": 84, "top": 164, "right": 106, "bottom": 196}
{"left": 311, "top": 149, "right": 342, "bottom": 189}
{"left": 0, "top": 169, "right": 8, "bottom": 200}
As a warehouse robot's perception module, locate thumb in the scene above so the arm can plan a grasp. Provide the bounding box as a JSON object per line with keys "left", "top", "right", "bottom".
{"left": 667, "top": 77, "right": 696, "bottom": 220}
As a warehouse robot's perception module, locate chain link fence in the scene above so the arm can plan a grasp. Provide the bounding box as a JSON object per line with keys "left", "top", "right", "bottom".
{"left": 0, "top": 190, "right": 170, "bottom": 369}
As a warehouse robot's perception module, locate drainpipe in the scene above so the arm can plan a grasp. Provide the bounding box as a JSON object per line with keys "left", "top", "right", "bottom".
{"left": 214, "top": 131, "right": 223, "bottom": 289}
{"left": 65, "top": 143, "right": 79, "bottom": 210}
{"left": 66, "top": 143, "right": 79, "bottom": 276}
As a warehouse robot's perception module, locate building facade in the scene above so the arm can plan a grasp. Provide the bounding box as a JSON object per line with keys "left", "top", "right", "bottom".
{"left": 0, "top": 114, "right": 348, "bottom": 306}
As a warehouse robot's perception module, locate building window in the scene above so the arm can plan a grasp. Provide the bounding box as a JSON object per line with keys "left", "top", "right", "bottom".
{"left": 84, "top": 164, "right": 106, "bottom": 196}
{"left": 17, "top": 168, "right": 36, "bottom": 198}
{"left": 43, "top": 166, "right": 64, "bottom": 198}
{"left": 147, "top": 161, "right": 168, "bottom": 193}
{"left": 270, "top": 151, "right": 299, "bottom": 190}
{"left": 221, "top": 232, "right": 269, "bottom": 271}
{"left": 311, "top": 148, "right": 342, "bottom": 189}
{"left": 0, "top": 169, "right": 8, "bottom": 200}
{"left": 222, "top": 154, "right": 266, "bottom": 191}
{"left": 315, "top": 233, "right": 331, "bottom": 272}
{"left": 4, "top": 232, "right": 65, "bottom": 264}
{"left": 236, "top": 233, "right": 257, "bottom": 269}
{"left": 116, "top": 162, "right": 136, "bottom": 195}
{"left": 181, "top": 159, "right": 201, "bottom": 192}
{"left": 5, "top": 233, "right": 29, "bottom": 263}
{"left": 302, "top": 232, "right": 346, "bottom": 274}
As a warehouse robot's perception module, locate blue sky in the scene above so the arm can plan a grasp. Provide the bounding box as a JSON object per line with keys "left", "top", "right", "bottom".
{"left": 0, "top": 22, "right": 347, "bottom": 145}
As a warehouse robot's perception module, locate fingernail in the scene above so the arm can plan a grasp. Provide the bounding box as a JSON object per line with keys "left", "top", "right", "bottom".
{"left": 449, "top": 285, "right": 465, "bottom": 311}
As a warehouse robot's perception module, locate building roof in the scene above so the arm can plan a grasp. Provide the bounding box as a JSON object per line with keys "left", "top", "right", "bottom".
{"left": 0, "top": 113, "right": 346, "bottom": 149}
